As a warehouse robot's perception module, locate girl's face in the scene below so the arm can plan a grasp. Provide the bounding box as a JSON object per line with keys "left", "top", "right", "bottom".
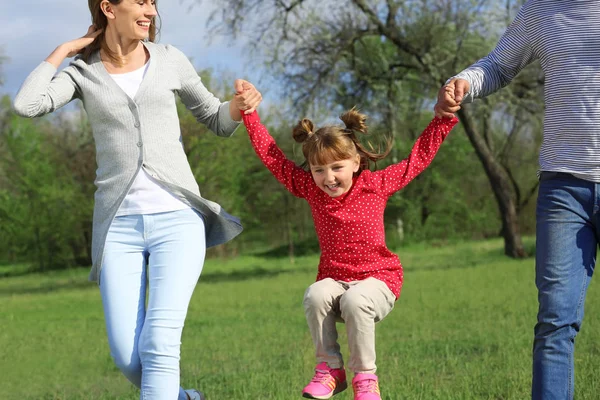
{"left": 309, "top": 154, "right": 360, "bottom": 198}
{"left": 104, "top": 0, "right": 157, "bottom": 41}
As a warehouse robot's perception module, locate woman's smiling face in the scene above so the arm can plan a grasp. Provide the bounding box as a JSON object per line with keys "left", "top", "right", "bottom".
{"left": 105, "top": 0, "right": 157, "bottom": 41}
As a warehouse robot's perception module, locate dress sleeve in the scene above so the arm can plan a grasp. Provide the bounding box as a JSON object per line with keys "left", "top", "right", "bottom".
{"left": 376, "top": 116, "right": 459, "bottom": 197}
{"left": 242, "top": 111, "right": 313, "bottom": 199}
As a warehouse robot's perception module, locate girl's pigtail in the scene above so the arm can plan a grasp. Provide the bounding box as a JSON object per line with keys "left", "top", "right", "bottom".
{"left": 341, "top": 107, "right": 392, "bottom": 166}
{"left": 340, "top": 107, "right": 368, "bottom": 135}
{"left": 292, "top": 118, "right": 315, "bottom": 143}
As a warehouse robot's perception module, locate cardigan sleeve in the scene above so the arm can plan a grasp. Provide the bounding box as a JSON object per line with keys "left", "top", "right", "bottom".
{"left": 375, "top": 116, "right": 458, "bottom": 197}
{"left": 242, "top": 111, "right": 313, "bottom": 199}
{"left": 13, "top": 61, "right": 80, "bottom": 118}
{"left": 168, "top": 45, "right": 239, "bottom": 137}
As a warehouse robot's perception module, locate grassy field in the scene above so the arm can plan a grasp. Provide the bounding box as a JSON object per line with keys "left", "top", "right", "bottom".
{"left": 1, "top": 237, "right": 599, "bottom": 399}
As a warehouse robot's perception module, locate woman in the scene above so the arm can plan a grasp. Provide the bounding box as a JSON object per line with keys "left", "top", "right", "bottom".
{"left": 14, "top": 1, "right": 262, "bottom": 399}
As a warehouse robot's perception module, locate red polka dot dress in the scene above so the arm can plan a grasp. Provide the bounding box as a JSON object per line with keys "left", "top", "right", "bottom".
{"left": 242, "top": 111, "right": 458, "bottom": 299}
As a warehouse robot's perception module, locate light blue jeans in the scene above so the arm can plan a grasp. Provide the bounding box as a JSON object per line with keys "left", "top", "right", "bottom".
{"left": 533, "top": 172, "right": 597, "bottom": 400}
{"left": 99, "top": 208, "right": 206, "bottom": 400}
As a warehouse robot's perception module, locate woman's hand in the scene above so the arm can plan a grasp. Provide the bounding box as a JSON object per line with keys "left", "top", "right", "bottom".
{"left": 229, "top": 79, "right": 263, "bottom": 120}
{"left": 65, "top": 25, "right": 104, "bottom": 57}
{"left": 45, "top": 25, "right": 103, "bottom": 68}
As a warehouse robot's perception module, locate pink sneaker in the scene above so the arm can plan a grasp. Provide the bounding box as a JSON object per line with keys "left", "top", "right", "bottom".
{"left": 352, "top": 373, "right": 381, "bottom": 400}
{"left": 302, "top": 362, "right": 348, "bottom": 399}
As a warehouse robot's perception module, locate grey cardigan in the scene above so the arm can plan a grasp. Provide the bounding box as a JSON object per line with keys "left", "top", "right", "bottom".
{"left": 13, "top": 41, "right": 243, "bottom": 282}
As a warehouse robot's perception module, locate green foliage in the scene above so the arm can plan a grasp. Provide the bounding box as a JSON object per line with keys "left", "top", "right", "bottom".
{"left": 384, "top": 116, "right": 501, "bottom": 248}
{"left": 0, "top": 113, "right": 93, "bottom": 270}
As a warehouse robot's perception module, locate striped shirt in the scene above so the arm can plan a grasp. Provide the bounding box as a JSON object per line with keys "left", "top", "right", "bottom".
{"left": 455, "top": 0, "right": 600, "bottom": 182}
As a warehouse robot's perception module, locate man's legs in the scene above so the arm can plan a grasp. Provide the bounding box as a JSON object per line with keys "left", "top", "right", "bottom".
{"left": 532, "top": 173, "right": 598, "bottom": 400}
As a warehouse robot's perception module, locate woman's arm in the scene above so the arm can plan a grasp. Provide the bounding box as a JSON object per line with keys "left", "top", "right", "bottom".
{"left": 171, "top": 45, "right": 261, "bottom": 137}
{"left": 13, "top": 25, "right": 102, "bottom": 118}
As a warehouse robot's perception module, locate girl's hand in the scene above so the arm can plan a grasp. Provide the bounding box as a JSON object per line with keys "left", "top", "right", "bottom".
{"left": 233, "top": 79, "right": 263, "bottom": 114}
{"left": 434, "top": 78, "right": 470, "bottom": 118}
{"left": 64, "top": 25, "right": 104, "bottom": 57}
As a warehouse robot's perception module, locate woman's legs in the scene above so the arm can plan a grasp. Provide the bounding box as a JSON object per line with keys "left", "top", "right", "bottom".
{"left": 139, "top": 209, "right": 206, "bottom": 399}
{"left": 100, "top": 214, "right": 147, "bottom": 387}
{"left": 100, "top": 209, "right": 206, "bottom": 400}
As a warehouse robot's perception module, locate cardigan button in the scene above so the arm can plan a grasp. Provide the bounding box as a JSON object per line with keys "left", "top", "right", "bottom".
{"left": 134, "top": 121, "right": 140, "bottom": 128}
{"left": 137, "top": 142, "right": 142, "bottom": 147}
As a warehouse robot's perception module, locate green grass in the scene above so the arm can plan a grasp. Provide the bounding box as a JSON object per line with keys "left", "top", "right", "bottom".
{"left": 1, "top": 237, "right": 599, "bottom": 399}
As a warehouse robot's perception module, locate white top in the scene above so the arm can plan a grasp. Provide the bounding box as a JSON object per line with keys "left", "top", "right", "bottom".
{"left": 110, "top": 62, "right": 190, "bottom": 216}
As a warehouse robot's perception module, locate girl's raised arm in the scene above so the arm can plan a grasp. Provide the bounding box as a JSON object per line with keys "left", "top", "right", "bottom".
{"left": 377, "top": 116, "right": 459, "bottom": 196}
{"left": 242, "top": 111, "right": 313, "bottom": 199}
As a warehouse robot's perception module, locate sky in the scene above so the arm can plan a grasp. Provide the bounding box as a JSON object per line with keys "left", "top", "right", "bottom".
{"left": 0, "top": 0, "right": 266, "bottom": 100}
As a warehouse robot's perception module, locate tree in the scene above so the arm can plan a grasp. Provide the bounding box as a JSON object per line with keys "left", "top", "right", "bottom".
{"left": 196, "top": 0, "right": 544, "bottom": 257}
{"left": 0, "top": 47, "right": 6, "bottom": 87}
{"left": 0, "top": 109, "right": 94, "bottom": 270}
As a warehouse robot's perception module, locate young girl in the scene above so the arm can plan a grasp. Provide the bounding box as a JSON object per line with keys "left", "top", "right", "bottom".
{"left": 14, "top": 1, "right": 261, "bottom": 399}
{"left": 241, "top": 109, "right": 458, "bottom": 400}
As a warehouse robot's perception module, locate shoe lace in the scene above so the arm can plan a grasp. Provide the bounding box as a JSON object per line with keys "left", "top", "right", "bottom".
{"left": 354, "top": 378, "right": 379, "bottom": 394}
{"left": 311, "top": 371, "right": 334, "bottom": 385}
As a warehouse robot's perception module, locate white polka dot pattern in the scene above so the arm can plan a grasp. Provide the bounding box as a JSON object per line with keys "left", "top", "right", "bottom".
{"left": 242, "top": 111, "right": 459, "bottom": 299}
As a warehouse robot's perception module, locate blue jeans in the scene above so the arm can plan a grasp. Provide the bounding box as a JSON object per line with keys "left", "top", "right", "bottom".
{"left": 533, "top": 172, "right": 597, "bottom": 399}
{"left": 99, "top": 208, "right": 206, "bottom": 400}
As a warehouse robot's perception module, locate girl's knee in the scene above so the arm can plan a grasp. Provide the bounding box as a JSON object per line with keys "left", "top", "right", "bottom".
{"left": 340, "top": 291, "right": 373, "bottom": 319}
{"left": 303, "top": 278, "right": 337, "bottom": 308}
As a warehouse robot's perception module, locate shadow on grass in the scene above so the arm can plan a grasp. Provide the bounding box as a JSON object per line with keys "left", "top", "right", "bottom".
{"left": 200, "top": 264, "right": 312, "bottom": 284}
{"left": 402, "top": 255, "right": 525, "bottom": 272}
{"left": 254, "top": 239, "right": 320, "bottom": 258}
{"left": 402, "top": 240, "right": 535, "bottom": 273}
{"left": 0, "top": 278, "right": 96, "bottom": 297}
{"left": 0, "top": 264, "right": 313, "bottom": 296}
{"left": 0, "top": 270, "right": 35, "bottom": 279}
{"left": 0, "top": 265, "right": 38, "bottom": 279}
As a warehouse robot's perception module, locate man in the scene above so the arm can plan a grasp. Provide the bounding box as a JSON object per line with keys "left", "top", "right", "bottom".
{"left": 434, "top": 2, "right": 600, "bottom": 399}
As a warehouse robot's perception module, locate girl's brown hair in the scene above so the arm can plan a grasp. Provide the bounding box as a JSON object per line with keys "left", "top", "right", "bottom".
{"left": 292, "top": 108, "right": 392, "bottom": 172}
{"left": 82, "top": 0, "right": 160, "bottom": 65}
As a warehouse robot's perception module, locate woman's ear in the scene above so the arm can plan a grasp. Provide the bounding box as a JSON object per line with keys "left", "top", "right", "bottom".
{"left": 101, "top": 0, "right": 116, "bottom": 20}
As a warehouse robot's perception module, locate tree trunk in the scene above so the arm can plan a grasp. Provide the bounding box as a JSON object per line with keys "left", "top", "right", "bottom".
{"left": 288, "top": 218, "right": 295, "bottom": 264}
{"left": 457, "top": 108, "right": 527, "bottom": 258}
{"left": 285, "top": 196, "right": 295, "bottom": 263}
